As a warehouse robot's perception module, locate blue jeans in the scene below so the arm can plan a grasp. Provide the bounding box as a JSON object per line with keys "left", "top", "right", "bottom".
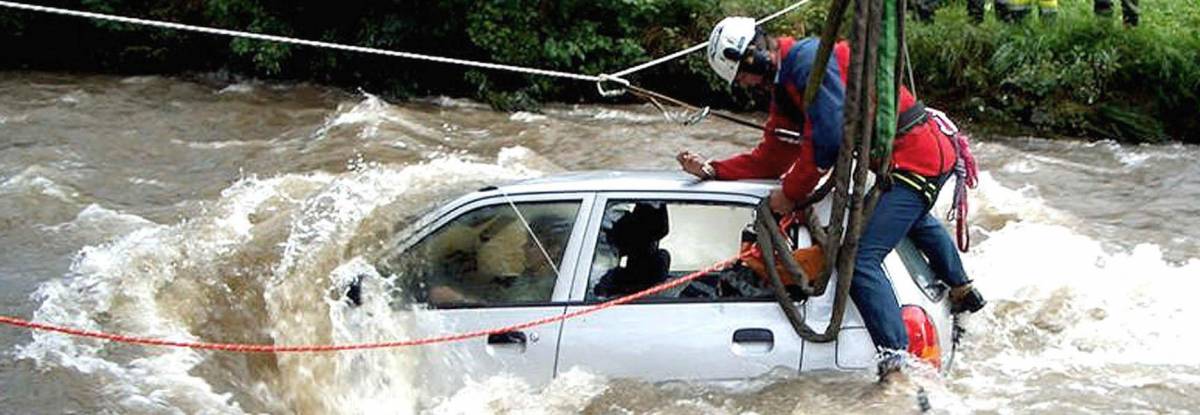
{"left": 852, "top": 179, "right": 969, "bottom": 351}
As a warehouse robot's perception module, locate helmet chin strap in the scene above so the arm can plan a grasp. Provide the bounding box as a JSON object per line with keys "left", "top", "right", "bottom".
{"left": 738, "top": 30, "right": 777, "bottom": 80}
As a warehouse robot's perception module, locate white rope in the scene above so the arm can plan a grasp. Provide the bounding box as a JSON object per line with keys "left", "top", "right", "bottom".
{"left": 608, "top": 0, "right": 814, "bottom": 78}
{"left": 755, "top": 0, "right": 815, "bottom": 26}
{"left": 904, "top": 38, "right": 918, "bottom": 100}
{"left": 0, "top": 0, "right": 602, "bottom": 82}
{"left": 609, "top": 43, "right": 708, "bottom": 79}
{"left": 497, "top": 189, "right": 562, "bottom": 280}
{"left": 1, "top": 0, "right": 815, "bottom": 92}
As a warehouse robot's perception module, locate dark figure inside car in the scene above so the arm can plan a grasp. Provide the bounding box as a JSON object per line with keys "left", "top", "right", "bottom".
{"left": 592, "top": 203, "right": 671, "bottom": 298}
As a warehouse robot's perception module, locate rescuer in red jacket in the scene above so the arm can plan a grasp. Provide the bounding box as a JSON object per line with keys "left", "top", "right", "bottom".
{"left": 680, "top": 17, "right": 986, "bottom": 378}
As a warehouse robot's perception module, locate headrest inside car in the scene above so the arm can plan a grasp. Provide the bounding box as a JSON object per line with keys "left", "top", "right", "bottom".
{"left": 608, "top": 202, "right": 669, "bottom": 255}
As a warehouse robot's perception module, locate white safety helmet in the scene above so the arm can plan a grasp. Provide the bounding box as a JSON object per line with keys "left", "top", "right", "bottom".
{"left": 707, "top": 17, "right": 757, "bottom": 85}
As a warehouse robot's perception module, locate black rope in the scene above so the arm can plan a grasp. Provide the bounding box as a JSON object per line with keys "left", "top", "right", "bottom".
{"left": 617, "top": 83, "right": 804, "bottom": 141}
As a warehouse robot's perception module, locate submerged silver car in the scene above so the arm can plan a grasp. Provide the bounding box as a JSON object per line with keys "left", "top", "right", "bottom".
{"left": 371, "top": 171, "right": 955, "bottom": 397}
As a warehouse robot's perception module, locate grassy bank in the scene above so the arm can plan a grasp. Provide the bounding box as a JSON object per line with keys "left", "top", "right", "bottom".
{"left": 1, "top": 0, "right": 1195, "bottom": 142}
{"left": 907, "top": 0, "right": 1200, "bottom": 142}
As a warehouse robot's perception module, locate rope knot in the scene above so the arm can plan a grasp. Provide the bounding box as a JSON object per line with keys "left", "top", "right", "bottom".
{"left": 595, "top": 74, "right": 631, "bottom": 97}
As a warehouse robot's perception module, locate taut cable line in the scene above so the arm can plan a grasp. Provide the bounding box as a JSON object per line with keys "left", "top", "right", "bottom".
{"left": 0, "top": 0, "right": 815, "bottom": 137}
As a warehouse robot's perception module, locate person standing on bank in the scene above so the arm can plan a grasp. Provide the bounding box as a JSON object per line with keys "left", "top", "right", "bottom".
{"left": 1095, "top": 0, "right": 1139, "bottom": 26}
{"left": 677, "top": 17, "right": 986, "bottom": 375}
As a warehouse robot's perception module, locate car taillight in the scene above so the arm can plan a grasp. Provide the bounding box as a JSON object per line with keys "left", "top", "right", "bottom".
{"left": 902, "top": 305, "right": 941, "bottom": 369}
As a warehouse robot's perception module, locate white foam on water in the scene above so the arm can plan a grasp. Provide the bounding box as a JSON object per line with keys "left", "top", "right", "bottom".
{"left": 128, "top": 177, "right": 167, "bottom": 187}
{"left": 1020, "top": 152, "right": 1121, "bottom": 176}
{"left": 496, "top": 146, "right": 564, "bottom": 175}
{"left": 0, "top": 113, "right": 29, "bottom": 124}
{"left": 963, "top": 222, "right": 1200, "bottom": 365}
{"left": 15, "top": 150, "right": 549, "bottom": 413}
{"left": 940, "top": 171, "right": 1200, "bottom": 367}
{"left": 425, "top": 368, "right": 608, "bottom": 415}
{"left": 120, "top": 76, "right": 162, "bottom": 84}
{"left": 217, "top": 83, "right": 257, "bottom": 95}
{"left": 14, "top": 152, "right": 1199, "bottom": 413}
{"left": 425, "top": 96, "right": 491, "bottom": 110}
{"left": 921, "top": 168, "right": 1200, "bottom": 411}
{"left": 322, "top": 257, "right": 422, "bottom": 414}
{"left": 38, "top": 203, "right": 155, "bottom": 235}
{"left": 934, "top": 171, "right": 1074, "bottom": 233}
{"left": 1109, "top": 142, "right": 1193, "bottom": 168}
{"left": 170, "top": 138, "right": 266, "bottom": 149}
{"left": 551, "top": 105, "right": 664, "bottom": 124}
{"left": 16, "top": 173, "right": 328, "bottom": 413}
{"left": 1000, "top": 159, "right": 1038, "bottom": 174}
{"left": 509, "top": 111, "right": 548, "bottom": 123}
{"left": 56, "top": 89, "right": 88, "bottom": 105}
{"left": 263, "top": 151, "right": 549, "bottom": 413}
{"left": 314, "top": 92, "right": 440, "bottom": 140}
{"left": 0, "top": 166, "right": 80, "bottom": 203}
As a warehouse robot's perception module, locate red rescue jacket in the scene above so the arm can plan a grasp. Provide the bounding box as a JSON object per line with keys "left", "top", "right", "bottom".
{"left": 711, "top": 38, "right": 957, "bottom": 201}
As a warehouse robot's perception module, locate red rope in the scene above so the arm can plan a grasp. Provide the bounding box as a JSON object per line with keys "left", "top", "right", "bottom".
{"left": 0, "top": 253, "right": 746, "bottom": 353}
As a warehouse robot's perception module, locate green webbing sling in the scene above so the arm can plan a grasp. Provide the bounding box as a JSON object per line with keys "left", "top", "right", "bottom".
{"left": 873, "top": 0, "right": 900, "bottom": 161}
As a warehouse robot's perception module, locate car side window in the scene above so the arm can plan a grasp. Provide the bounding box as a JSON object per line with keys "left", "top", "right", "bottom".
{"left": 587, "top": 200, "right": 769, "bottom": 302}
{"left": 376, "top": 201, "right": 579, "bottom": 307}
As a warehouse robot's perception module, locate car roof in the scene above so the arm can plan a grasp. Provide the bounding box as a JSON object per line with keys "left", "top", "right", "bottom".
{"left": 489, "top": 170, "right": 775, "bottom": 198}
{"left": 390, "top": 170, "right": 773, "bottom": 253}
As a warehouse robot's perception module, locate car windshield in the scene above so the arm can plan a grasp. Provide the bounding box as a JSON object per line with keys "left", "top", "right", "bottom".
{"left": 376, "top": 201, "right": 579, "bottom": 307}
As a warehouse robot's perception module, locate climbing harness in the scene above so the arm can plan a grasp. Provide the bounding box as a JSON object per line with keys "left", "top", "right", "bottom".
{"left": 748, "top": 0, "right": 919, "bottom": 344}
{"left": 890, "top": 170, "right": 942, "bottom": 206}
{"left": 896, "top": 101, "right": 930, "bottom": 135}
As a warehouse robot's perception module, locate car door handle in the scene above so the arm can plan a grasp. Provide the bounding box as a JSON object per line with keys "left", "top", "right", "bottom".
{"left": 732, "top": 328, "right": 774, "bottom": 343}
{"left": 487, "top": 331, "right": 527, "bottom": 345}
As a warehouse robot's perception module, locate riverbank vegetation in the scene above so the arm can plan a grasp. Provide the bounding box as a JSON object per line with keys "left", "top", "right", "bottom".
{"left": 1, "top": 0, "right": 1196, "bottom": 142}
{"left": 908, "top": 0, "right": 1200, "bottom": 142}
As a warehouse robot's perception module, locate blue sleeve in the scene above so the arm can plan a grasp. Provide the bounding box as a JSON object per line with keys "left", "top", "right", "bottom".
{"left": 782, "top": 39, "right": 844, "bottom": 170}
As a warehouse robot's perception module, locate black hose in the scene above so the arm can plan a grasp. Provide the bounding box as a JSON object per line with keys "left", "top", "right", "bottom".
{"left": 756, "top": 202, "right": 816, "bottom": 296}
{"left": 754, "top": 217, "right": 824, "bottom": 340}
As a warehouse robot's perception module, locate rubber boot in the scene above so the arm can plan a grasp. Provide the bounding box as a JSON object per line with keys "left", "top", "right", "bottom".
{"left": 1122, "top": 0, "right": 1140, "bottom": 26}
{"left": 949, "top": 284, "right": 987, "bottom": 314}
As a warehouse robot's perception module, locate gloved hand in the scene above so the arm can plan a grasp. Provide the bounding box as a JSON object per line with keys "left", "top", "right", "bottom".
{"left": 768, "top": 187, "right": 796, "bottom": 215}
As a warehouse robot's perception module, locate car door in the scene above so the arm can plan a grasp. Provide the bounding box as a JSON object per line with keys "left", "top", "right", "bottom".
{"left": 799, "top": 240, "right": 924, "bottom": 372}
{"left": 373, "top": 192, "right": 592, "bottom": 398}
{"left": 555, "top": 192, "right": 805, "bottom": 381}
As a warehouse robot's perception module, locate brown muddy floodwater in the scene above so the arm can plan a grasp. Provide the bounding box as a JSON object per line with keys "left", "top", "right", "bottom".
{"left": 1, "top": 72, "right": 1199, "bottom": 414}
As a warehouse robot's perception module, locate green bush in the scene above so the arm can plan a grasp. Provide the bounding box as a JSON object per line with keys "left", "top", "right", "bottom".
{"left": 907, "top": 0, "right": 1200, "bottom": 141}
